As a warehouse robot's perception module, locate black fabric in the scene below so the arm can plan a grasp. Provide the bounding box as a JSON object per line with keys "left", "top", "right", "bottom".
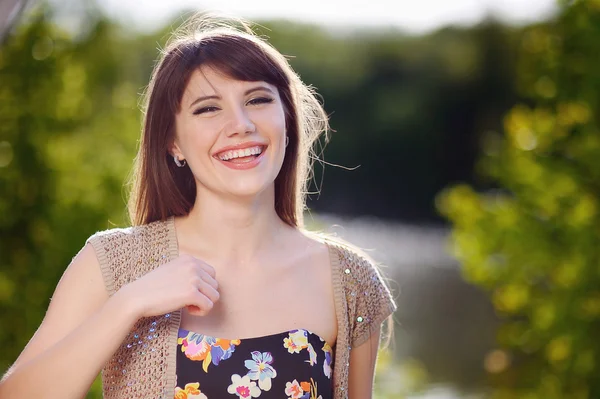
{"left": 175, "top": 327, "right": 334, "bottom": 398}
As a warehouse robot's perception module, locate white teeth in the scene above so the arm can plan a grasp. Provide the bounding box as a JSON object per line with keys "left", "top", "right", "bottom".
{"left": 218, "top": 146, "right": 264, "bottom": 161}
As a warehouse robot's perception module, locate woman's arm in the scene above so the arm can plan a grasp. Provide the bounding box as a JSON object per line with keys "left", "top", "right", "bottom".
{"left": 348, "top": 328, "right": 382, "bottom": 399}
{"left": 0, "top": 242, "right": 220, "bottom": 399}
{"left": 0, "top": 244, "right": 138, "bottom": 399}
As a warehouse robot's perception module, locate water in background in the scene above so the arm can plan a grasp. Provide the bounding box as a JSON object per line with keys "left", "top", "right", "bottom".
{"left": 314, "top": 214, "right": 499, "bottom": 398}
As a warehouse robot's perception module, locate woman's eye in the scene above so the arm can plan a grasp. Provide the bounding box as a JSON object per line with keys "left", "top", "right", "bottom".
{"left": 193, "top": 106, "right": 219, "bottom": 115}
{"left": 247, "top": 97, "right": 274, "bottom": 106}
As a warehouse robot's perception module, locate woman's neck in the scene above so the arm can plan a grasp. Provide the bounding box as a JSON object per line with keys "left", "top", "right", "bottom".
{"left": 175, "top": 187, "right": 293, "bottom": 265}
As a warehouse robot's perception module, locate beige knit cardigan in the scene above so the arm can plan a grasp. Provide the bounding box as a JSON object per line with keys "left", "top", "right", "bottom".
{"left": 87, "top": 217, "right": 396, "bottom": 399}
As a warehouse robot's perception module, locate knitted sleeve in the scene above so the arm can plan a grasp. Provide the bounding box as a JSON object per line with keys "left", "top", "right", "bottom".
{"left": 86, "top": 226, "right": 135, "bottom": 296}
{"left": 84, "top": 219, "right": 180, "bottom": 399}
{"left": 339, "top": 246, "right": 396, "bottom": 348}
{"left": 85, "top": 219, "right": 175, "bottom": 295}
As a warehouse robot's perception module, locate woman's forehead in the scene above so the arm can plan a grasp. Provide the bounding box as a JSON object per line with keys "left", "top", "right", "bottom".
{"left": 182, "top": 66, "right": 276, "bottom": 102}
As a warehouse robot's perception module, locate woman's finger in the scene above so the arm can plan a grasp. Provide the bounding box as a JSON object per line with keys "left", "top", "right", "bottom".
{"left": 198, "top": 280, "right": 220, "bottom": 304}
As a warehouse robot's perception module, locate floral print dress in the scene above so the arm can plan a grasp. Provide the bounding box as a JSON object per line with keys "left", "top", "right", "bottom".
{"left": 174, "top": 328, "right": 334, "bottom": 399}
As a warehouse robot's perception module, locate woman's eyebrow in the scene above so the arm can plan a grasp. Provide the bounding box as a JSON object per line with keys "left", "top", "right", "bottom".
{"left": 244, "top": 86, "right": 275, "bottom": 96}
{"left": 189, "top": 94, "right": 220, "bottom": 109}
{"left": 188, "top": 85, "right": 275, "bottom": 109}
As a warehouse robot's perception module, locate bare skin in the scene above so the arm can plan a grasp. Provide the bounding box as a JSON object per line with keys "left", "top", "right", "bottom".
{"left": 0, "top": 65, "right": 382, "bottom": 398}
{"left": 0, "top": 244, "right": 220, "bottom": 399}
{"left": 175, "top": 215, "right": 337, "bottom": 347}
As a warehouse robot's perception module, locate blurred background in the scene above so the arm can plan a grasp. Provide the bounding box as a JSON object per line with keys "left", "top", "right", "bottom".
{"left": 2, "top": 0, "right": 600, "bottom": 398}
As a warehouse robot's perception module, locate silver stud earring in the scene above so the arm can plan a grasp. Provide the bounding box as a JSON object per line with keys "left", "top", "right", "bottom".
{"left": 285, "top": 136, "right": 289, "bottom": 148}
{"left": 173, "top": 155, "right": 186, "bottom": 167}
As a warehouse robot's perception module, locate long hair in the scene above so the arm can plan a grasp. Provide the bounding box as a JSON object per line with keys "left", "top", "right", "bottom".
{"left": 128, "top": 15, "right": 329, "bottom": 227}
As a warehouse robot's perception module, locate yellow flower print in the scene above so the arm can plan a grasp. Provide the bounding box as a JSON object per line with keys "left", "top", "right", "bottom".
{"left": 322, "top": 342, "right": 333, "bottom": 378}
{"left": 177, "top": 330, "right": 240, "bottom": 372}
{"left": 283, "top": 329, "right": 309, "bottom": 354}
{"left": 174, "top": 382, "right": 208, "bottom": 399}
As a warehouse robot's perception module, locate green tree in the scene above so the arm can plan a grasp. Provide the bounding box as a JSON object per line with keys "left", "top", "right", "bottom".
{"left": 0, "top": 8, "right": 147, "bottom": 396}
{"left": 437, "top": 1, "right": 600, "bottom": 398}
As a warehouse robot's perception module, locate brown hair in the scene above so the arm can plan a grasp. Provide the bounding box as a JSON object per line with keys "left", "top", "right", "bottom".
{"left": 128, "top": 15, "right": 329, "bottom": 227}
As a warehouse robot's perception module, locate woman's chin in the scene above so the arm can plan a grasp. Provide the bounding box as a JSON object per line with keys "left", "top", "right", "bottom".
{"left": 223, "top": 183, "right": 273, "bottom": 200}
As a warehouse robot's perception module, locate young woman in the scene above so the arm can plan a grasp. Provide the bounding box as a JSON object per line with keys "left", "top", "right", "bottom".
{"left": 0, "top": 15, "right": 395, "bottom": 399}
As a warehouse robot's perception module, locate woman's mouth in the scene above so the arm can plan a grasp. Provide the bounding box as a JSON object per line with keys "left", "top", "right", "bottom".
{"left": 214, "top": 145, "right": 267, "bottom": 170}
{"left": 216, "top": 145, "right": 265, "bottom": 163}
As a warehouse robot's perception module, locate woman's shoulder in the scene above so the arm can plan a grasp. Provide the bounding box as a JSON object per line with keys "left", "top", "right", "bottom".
{"left": 86, "top": 218, "right": 171, "bottom": 247}
{"left": 305, "top": 231, "right": 379, "bottom": 273}
{"left": 85, "top": 218, "right": 175, "bottom": 294}
{"left": 304, "top": 231, "right": 394, "bottom": 292}
{"left": 313, "top": 234, "right": 397, "bottom": 346}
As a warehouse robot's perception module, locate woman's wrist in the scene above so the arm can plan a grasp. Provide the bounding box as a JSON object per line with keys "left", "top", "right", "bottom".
{"left": 105, "top": 285, "right": 143, "bottom": 328}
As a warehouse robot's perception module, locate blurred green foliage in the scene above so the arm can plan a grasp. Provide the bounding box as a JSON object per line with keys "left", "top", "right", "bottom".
{"left": 2, "top": 0, "right": 593, "bottom": 397}
{"left": 438, "top": 0, "right": 600, "bottom": 398}
{"left": 0, "top": 8, "right": 149, "bottom": 397}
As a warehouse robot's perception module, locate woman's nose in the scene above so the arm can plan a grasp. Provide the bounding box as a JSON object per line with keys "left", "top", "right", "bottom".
{"left": 224, "top": 106, "right": 256, "bottom": 137}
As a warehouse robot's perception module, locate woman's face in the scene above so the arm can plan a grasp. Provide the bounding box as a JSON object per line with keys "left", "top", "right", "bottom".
{"left": 172, "top": 65, "right": 287, "bottom": 200}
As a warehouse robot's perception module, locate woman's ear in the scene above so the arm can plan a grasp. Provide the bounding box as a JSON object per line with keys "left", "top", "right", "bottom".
{"left": 170, "top": 139, "right": 184, "bottom": 160}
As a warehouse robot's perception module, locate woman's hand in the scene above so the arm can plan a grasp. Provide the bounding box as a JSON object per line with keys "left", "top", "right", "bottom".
{"left": 116, "top": 254, "right": 220, "bottom": 319}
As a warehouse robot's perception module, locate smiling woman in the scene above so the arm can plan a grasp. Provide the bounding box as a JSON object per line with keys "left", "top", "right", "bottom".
{"left": 128, "top": 19, "right": 319, "bottom": 227}
{"left": 170, "top": 68, "right": 286, "bottom": 197}
{"left": 0, "top": 13, "right": 396, "bottom": 399}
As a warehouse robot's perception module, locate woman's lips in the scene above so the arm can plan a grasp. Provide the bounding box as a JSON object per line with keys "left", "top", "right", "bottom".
{"left": 215, "top": 147, "right": 267, "bottom": 170}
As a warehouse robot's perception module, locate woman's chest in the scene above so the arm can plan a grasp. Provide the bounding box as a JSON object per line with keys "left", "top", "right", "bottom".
{"left": 180, "top": 252, "right": 338, "bottom": 348}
